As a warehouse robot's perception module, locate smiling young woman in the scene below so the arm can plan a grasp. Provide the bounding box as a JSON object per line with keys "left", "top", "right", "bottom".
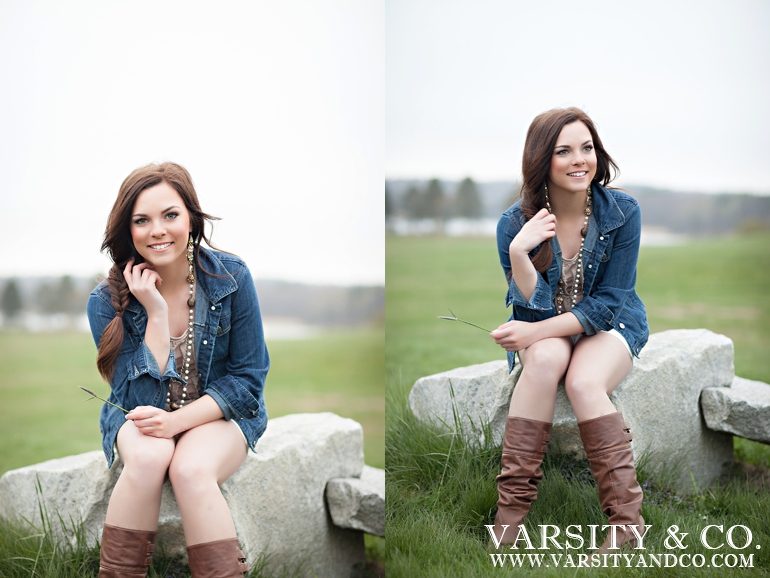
{"left": 488, "top": 108, "right": 649, "bottom": 558}
{"left": 87, "top": 162, "right": 267, "bottom": 577}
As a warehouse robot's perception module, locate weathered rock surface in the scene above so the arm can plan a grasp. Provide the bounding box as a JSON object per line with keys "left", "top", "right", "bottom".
{"left": 409, "top": 329, "right": 736, "bottom": 492}
{"left": 0, "top": 413, "right": 371, "bottom": 578}
{"left": 701, "top": 377, "right": 770, "bottom": 443}
{"left": 327, "top": 465, "right": 385, "bottom": 537}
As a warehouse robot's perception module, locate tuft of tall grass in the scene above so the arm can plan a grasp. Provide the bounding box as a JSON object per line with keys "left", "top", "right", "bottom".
{"left": 0, "top": 482, "right": 355, "bottom": 578}
{"left": 386, "top": 376, "right": 770, "bottom": 577}
{"left": 0, "top": 512, "right": 349, "bottom": 578}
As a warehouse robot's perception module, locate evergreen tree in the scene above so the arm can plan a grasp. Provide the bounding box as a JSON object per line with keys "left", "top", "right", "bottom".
{"left": 403, "top": 185, "right": 424, "bottom": 219}
{"left": 424, "top": 178, "right": 446, "bottom": 219}
{"left": 455, "top": 177, "right": 483, "bottom": 218}
{"left": 1, "top": 278, "right": 23, "bottom": 321}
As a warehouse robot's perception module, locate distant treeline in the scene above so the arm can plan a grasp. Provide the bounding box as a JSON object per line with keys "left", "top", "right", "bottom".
{"left": 0, "top": 276, "right": 384, "bottom": 329}
{"left": 254, "top": 280, "right": 384, "bottom": 326}
{"left": 386, "top": 178, "right": 770, "bottom": 235}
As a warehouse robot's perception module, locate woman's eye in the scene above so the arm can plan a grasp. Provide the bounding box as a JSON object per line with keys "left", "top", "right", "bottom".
{"left": 166, "top": 212, "right": 179, "bottom": 220}
{"left": 133, "top": 218, "right": 147, "bottom": 225}
{"left": 556, "top": 150, "right": 567, "bottom": 155}
{"left": 583, "top": 145, "right": 594, "bottom": 152}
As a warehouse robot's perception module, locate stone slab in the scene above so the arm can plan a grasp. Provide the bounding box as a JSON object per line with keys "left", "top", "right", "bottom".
{"left": 701, "top": 376, "right": 770, "bottom": 443}
{"left": 327, "top": 465, "right": 385, "bottom": 537}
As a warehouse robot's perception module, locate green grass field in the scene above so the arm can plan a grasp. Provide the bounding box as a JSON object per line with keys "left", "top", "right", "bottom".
{"left": 0, "top": 325, "right": 384, "bottom": 475}
{"left": 0, "top": 325, "right": 384, "bottom": 576}
{"left": 386, "top": 232, "right": 770, "bottom": 577}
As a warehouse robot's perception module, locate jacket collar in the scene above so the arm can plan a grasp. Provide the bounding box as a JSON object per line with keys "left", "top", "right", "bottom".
{"left": 194, "top": 246, "right": 239, "bottom": 304}
{"left": 590, "top": 183, "right": 626, "bottom": 234}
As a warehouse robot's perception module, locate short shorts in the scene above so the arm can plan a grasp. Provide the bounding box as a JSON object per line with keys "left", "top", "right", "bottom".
{"left": 517, "top": 328, "right": 633, "bottom": 363}
{"left": 231, "top": 419, "right": 249, "bottom": 448}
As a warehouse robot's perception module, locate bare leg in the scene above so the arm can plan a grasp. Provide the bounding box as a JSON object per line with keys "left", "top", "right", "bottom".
{"left": 105, "top": 420, "right": 176, "bottom": 530}
{"left": 510, "top": 337, "right": 573, "bottom": 421}
{"left": 563, "top": 332, "right": 633, "bottom": 422}
{"left": 567, "top": 333, "right": 642, "bottom": 555}
{"left": 168, "top": 419, "right": 247, "bottom": 546}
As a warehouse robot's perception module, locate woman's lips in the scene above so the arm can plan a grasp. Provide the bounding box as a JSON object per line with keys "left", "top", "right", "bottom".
{"left": 148, "top": 242, "right": 173, "bottom": 251}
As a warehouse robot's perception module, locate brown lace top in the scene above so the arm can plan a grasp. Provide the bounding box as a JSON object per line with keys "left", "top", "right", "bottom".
{"left": 165, "top": 329, "right": 201, "bottom": 411}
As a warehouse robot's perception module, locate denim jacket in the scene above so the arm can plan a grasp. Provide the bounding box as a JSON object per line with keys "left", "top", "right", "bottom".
{"left": 87, "top": 247, "right": 269, "bottom": 466}
{"left": 496, "top": 183, "right": 649, "bottom": 372}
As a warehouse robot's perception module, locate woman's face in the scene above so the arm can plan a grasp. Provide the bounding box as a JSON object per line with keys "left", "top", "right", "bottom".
{"left": 130, "top": 181, "right": 191, "bottom": 269}
{"left": 548, "top": 121, "right": 597, "bottom": 196}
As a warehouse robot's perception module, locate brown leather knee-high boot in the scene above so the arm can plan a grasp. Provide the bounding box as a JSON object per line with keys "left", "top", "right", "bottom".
{"left": 98, "top": 524, "right": 156, "bottom": 578}
{"left": 578, "top": 412, "right": 645, "bottom": 553}
{"left": 489, "top": 416, "right": 552, "bottom": 548}
{"left": 187, "top": 537, "right": 249, "bottom": 578}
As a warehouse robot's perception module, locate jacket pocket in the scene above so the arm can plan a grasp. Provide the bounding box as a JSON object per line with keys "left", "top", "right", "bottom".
{"left": 212, "top": 312, "right": 231, "bottom": 361}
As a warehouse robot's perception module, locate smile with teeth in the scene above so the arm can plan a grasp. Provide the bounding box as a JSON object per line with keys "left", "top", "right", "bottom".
{"left": 567, "top": 171, "right": 587, "bottom": 177}
{"left": 149, "top": 242, "right": 172, "bottom": 250}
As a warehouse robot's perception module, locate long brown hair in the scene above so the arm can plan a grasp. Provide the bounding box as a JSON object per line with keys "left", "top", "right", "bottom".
{"left": 96, "top": 162, "right": 220, "bottom": 381}
{"left": 519, "top": 107, "right": 619, "bottom": 273}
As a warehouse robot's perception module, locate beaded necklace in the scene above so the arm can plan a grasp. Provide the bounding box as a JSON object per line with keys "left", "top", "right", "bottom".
{"left": 545, "top": 184, "right": 592, "bottom": 315}
{"left": 166, "top": 236, "right": 196, "bottom": 411}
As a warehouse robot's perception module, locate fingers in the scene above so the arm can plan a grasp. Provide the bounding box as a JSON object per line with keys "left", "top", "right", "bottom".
{"left": 126, "top": 406, "right": 159, "bottom": 421}
{"left": 533, "top": 207, "right": 556, "bottom": 223}
{"left": 123, "top": 260, "right": 162, "bottom": 295}
{"left": 123, "top": 258, "right": 135, "bottom": 290}
{"left": 127, "top": 406, "right": 166, "bottom": 437}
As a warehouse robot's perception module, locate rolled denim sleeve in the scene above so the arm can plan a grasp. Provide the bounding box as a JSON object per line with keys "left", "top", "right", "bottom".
{"left": 497, "top": 211, "right": 554, "bottom": 312}
{"left": 571, "top": 202, "right": 642, "bottom": 335}
{"left": 204, "top": 265, "right": 269, "bottom": 421}
{"left": 87, "top": 290, "right": 177, "bottom": 409}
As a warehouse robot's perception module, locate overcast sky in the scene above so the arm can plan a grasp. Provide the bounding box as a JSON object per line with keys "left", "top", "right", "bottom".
{"left": 386, "top": 0, "right": 770, "bottom": 195}
{"left": 2, "top": 2, "right": 768, "bottom": 282}
{"left": 0, "top": 1, "right": 384, "bottom": 284}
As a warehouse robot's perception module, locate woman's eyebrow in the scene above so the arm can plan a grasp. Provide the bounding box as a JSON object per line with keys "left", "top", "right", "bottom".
{"left": 132, "top": 205, "right": 181, "bottom": 218}
{"left": 554, "top": 139, "right": 593, "bottom": 150}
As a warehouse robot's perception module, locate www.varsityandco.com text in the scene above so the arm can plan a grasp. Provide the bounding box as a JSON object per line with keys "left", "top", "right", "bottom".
{"left": 486, "top": 524, "right": 760, "bottom": 569}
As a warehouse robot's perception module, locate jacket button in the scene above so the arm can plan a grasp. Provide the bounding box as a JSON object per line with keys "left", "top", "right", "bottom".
{"left": 203, "top": 340, "right": 208, "bottom": 345}
{"left": 211, "top": 306, "right": 216, "bottom": 311}
{"left": 588, "top": 264, "right": 592, "bottom": 268}
{"left": 600, "top": 236, "right": 604, "bottom": 240}
{"left": 619, "top": 323, "right": 626, "bottom": 329}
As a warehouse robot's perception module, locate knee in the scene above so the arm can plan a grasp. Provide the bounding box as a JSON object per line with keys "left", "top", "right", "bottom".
{"left": 168, "top": 457, "right": 215, "bottom": 495}
{"left": 521, "top": 345, "right": 569, "bottom": 381}
{"left": 121, "top": 448, "right": 172, "bottom": 482}
{"left": 564, "top": 373, "right": 603, "bottom": 401}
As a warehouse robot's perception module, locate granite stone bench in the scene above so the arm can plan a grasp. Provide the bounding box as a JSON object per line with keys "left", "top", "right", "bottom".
{"left": 0, "top": 412, "right": 385, "bottom": 578}
{"left": 409, "top": 329, "right": 767, "bottom": 493}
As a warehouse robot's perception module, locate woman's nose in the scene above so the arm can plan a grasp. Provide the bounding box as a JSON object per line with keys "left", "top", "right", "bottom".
{"left": 151, "top": 221, "right": 166, "bottom": 236}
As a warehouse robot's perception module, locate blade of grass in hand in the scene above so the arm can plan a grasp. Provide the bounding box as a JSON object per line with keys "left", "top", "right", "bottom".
{"left": 437, "top": 309, "right": 492, "bottom": 333}
{"left": 79, "top": 386, "right": 129, "bottom": 413}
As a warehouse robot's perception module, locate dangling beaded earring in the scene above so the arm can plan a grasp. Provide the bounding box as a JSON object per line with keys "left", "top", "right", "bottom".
{"left": 544, "top": 184, "right": 592, "bottom": 315}
{"left": 186, "top": 234, "right": 196, "bottom": 306}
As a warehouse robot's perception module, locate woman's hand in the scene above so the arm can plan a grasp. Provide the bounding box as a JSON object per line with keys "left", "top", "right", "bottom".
{"left": 126, "top": 406, "right": 181, "bottom": 438}
{"left": 490, "top": 320, "right": 542, "bottom": 352}
{"left": 123, "top": 258, "right": 167, "bottom": 316}
{"left": 509, "top": 208, "right": 556, "bottom": 255}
